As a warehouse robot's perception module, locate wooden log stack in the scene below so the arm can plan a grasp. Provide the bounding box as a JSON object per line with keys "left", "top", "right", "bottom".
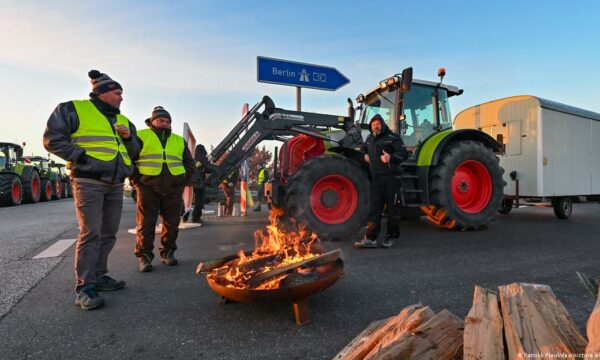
{"left": 334, "top": 283, "right": 600, "bottom": 360}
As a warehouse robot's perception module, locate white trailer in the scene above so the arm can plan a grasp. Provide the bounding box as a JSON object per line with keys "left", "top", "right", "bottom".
{"left": 454, "top": 95, "right": 600, "bottom": 219}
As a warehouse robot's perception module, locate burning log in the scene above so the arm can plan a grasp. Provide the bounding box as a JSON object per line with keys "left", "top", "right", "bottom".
{"left": 586, "top": 287, "right": 600, "bottom": 355}
{"left": 499, "top": 283, "right": 587, "bottom": 358}
{"left": 247, "top": 249, "right": 341, "bottom": 288}
{"left": 196, "top": 251, "right": 253, "bottom": 274}
{"left": 463, "top": 286, "right": 504, "bottom": 360}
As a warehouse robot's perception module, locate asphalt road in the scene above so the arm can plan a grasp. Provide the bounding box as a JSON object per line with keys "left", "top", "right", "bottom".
{"left": 0, "top": 198, "right": 599, "bottom": 359}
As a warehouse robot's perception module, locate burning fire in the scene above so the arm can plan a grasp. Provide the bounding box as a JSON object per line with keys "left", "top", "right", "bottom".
{"left": 207, "top": 208, "right": 322, "bottom": 290}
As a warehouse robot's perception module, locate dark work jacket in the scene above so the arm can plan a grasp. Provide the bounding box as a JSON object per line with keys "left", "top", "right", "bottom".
{"left": 131, "top": 125, "right": 195, "bottom": 195}
{"left": 189, "top": 144, "right": 216, "bottom": 189}
{"left": 361, "top": 124, "right": 409, "bottom": 177}
{"left": 43, "top": 94, "right": 140, "bottom": 184}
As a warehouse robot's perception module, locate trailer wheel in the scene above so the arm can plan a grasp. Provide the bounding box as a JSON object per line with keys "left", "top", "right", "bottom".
{"left": 0, "top": 174, "right": 22, "bottom": 206}
{"left": 22, "top": 170, "right": 41, "bottom": 203}
{"left": 552, "top": 197, "right": 572, "bottom": 219}
{"left": 426, "top": 141, "right": 505, "bottom": 230}
{"left": 40, "top": 180, "right": 53, "bottom": 202}
{"left": 498, "top": 198, "right": 513, "bottom": 214}
{"left": 285, "top": 155, "right": 369, "bottom": 241}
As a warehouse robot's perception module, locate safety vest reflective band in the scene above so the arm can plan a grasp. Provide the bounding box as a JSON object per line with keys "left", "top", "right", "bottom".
{"left": 136, "top": 129, "right": 185, "bottom": 176}
{"left": 71, "top": 100, "right": 131, "bottom": 165}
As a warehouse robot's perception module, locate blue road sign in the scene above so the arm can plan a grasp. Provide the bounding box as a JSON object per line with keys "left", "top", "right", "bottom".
{"left": 257, "top": 56, "right": 350, "bottom": 91}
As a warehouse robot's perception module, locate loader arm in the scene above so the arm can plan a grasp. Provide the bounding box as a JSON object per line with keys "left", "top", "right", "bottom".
{"left": 206, "top": 95, "right": 350, "bottom": 187}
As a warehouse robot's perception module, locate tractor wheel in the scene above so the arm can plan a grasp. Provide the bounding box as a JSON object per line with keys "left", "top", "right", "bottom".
{"left": 40, "top": 180, "right": 53, "bottom": 202}
{"left": 0, "top": 174, "right": 22, "bottom": 206}
{"left": 67, "top": 182, "right": 74, "bottom": 198}
{"left": 61, "top": 181, "right": 68, "bottom": 198}
{"left": 22, "top": 170, "right": 41, "bottom": 203}
{"left": 424, "top": 141, "right": 505, "bottom": 230}
{"left": 498, "top": 197, "right": 513, "bottom": 214}
{"left": 552, "top": 197, "right": 572, "bottom": 219}
{"left": 285, "top": 155, "right": 369, "bottom": 241}
{"left": 52, "top": 180, "right": 62, "bottom": 200}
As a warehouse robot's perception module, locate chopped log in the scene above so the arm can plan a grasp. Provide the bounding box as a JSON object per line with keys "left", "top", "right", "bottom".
{"left": 364, "top": 309, "right": 464, "bottom": 360}
{"left": 463, "top": 286, "right": 504, "bottom": 360}
{"left": 499, "top": 283, "right": 587, "bottom": 359}
{"left": 195, "top": 250, "right": 253, "bottom": 274}
{"left": 211, "top": 253, "right": 282, "bottom": 278}
{"left": 586, "top": 287, "right": 600, "bottom": 355}
{"left": 332, "top": 303, "right": 432, "bottom": 360}
{"left": 333, "top": 318, "right": 390, "bottom": 360}
{"left": 363, "top": 306, "right": 435, "bottom": 360}
{"left": 247, "top": 249, "right": 341, "bottom": 288}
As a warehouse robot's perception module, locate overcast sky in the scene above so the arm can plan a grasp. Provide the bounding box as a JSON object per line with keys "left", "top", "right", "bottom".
{"left": 1, "top": 0, "right": 599, "bottom": 158}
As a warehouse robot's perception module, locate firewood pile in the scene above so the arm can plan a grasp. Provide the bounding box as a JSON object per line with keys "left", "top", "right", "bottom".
{"left": 334, "top": 283, "right": 600, "bottom": 360}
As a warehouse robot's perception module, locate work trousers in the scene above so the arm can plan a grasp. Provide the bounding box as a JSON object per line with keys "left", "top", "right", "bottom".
{"left": 72, "top": 181, "right": 123, "bottom": 291}
{"left": 366, "top": 175, "right": 401, "bottom": 240}
{"left": 134, "top": 184, "right": 183, "bottom": 260}
{"left": 191, "top": 187, "right": 205, "bottom": 221}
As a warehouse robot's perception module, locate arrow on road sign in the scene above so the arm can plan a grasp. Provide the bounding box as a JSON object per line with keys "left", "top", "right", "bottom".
{"left": 257, "top": 56, "right": 350, "bottom": 91}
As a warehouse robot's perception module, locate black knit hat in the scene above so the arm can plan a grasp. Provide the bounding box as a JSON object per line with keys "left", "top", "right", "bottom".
{"left": 150, "top": 106, "right": 171, "bottom": 122}
{"left": 88, "top": 70, "right": 122, "bottom": 94}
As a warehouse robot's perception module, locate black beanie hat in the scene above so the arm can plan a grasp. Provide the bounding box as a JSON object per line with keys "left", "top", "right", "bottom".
{"left": 88, "top": 70, "right": 122, "bottom": 94}
{"left": 150, "top": 106, "right": 171, "bottom": 122}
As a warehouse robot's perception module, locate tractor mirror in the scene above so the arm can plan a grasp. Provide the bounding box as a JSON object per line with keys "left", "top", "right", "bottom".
{"left": 400, "top": 67, "right": 413, "bottom": 93}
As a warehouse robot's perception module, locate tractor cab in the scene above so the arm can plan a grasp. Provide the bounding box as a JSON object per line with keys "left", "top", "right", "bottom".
{"left": 356, "top": 68, "right": 463, "bottom": 157}
{"left": 0, "top": 143, "right": 23, "bottom": 172}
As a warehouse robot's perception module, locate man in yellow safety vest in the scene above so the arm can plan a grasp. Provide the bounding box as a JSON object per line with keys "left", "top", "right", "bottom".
{"left": 44, "top": 70, "right": 140, "bottom": 310}
{"left": 132, "top": 106, "right": 194, "bottom": 273}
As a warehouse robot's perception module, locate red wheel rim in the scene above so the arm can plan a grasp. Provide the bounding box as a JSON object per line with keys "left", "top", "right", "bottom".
{"left": 45, "top": 183, "right": 52, "bottom": 199}
{"left": 55, "top": 182, "right": 62, "bottom": 197}
{"left": 12, "top": 181, "right": 20, "bottom": 202}
{"left": 32, "top": 177, "right": 39, "bottom": 195}
{"left": 310, "top": 175, "right": 357, "bottom": 224}
{"left": 452, "top": 160, "right": 492, "bottom": 213}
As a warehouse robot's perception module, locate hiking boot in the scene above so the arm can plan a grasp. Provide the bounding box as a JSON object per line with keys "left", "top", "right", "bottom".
{"left": 576, "top": 271, "right": 599, "bottom": 300}
{"left": 139, "top": 254, "right": 153, "bottom": 272}
{"left": 381, "top": 235, "right": 397, "bottom": 249}
{"left": 353, "top": 236, "right": 378, "bottom": 249}
{"left": 74, "top": 284, "right": 105, "bottom": 310}
{"left": 95, "top": 275, "right": 126, "bottom": 291}
{"left": 161, "top": 249, "right": 178, "bottom": 266}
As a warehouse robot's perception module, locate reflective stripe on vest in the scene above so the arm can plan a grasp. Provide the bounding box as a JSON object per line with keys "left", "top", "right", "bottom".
{"left": 71, "top": 100, "right": 131, "bottom": 165}
{"left": 136, "top": 129, "right": 185, "bottom": 176}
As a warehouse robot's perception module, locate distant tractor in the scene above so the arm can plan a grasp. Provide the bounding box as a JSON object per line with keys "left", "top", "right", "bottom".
{"left": 50, "top": 163, "right": 73, "bottom": 199}
{"left": 0, "top": 142, "right": 41, "bottom": 206}
{"left": 24, "top": 156, "right": 64, "bottom": 201}
{"left": 206, "top": 68, "right": 506, "bottom": 240}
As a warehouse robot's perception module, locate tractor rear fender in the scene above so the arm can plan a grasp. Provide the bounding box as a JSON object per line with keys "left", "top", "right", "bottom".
{"left": 327, "top": 146, "right": 371, "bottom": 180}
{"left": 417, "top": 129, "right": 500, "bottom": 167}
{"left": 18, "top": 165, "right": 39, "bottom": 181}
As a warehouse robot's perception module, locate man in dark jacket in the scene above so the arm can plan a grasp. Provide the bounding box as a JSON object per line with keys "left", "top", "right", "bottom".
{"left": 132, "top": 106, "right": 194, "bottom": 272}
{"left": 354, "top": 114, "right": 409, "bottom": 249}
{"left": 188, "top": 144, "right": 215, "bottom": 224}
{"left": 43, "top": 70, "right": 140, "bottom": 310}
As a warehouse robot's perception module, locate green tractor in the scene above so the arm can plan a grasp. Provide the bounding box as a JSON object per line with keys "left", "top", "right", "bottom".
{"left": 50, "top": 162, "right": 73, "bottom": 199}
{"left": 24, "top": 156, "right": 66, "bottom": 201}
{"left": 277, "top": 68, "right": 506, "bottom": 237}
{"left": 0, "top": 142, "right": 41, "bottom": 206}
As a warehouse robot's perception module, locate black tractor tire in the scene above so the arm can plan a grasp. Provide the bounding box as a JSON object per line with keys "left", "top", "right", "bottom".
{"left": 498, "top": 197, "right": 513, "bottom": 214}
{"left": 22, "top": 170, "right": 41, "bottom": 203}
{"left": 552, "top": 197, "right": 572, "bottom": 219}
{"left": 61, "top": 181, "right": 68, "bottom": 198}
{"left": 426, "top": 141, "right": 505, "bottom": 230}
{"left": 40, "top": 179, "right": 53, "bottom": 202}
{"left": 67, "top": 182, "right": 74, "bottom": 198}
{"left": 51, "top": 180, "right": 62, "bottom": 200}
{"left": 285, "top": 155, "right": 370, "bottom": 241}
{"left": 0, "top": 174, "right": 23, "bottom": 206}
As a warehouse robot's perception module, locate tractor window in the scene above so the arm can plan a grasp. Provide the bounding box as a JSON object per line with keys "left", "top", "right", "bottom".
{"left": 362, "top": 88, "right": 397, "bottom": 129}
{"left": 402, "top": 84, "right": 452, "bottom": 149}
{"left": 0, "top": 153, "right": 5, "bottom": 169}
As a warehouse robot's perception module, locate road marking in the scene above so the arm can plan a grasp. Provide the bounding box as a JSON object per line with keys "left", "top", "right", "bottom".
{"left": 33, "top": 239, "right": 77, "bottom": 259}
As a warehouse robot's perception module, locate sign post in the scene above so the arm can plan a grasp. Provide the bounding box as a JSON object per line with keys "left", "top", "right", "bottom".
{"left": 257, "top": 56, "right": 350, "bottom": 111}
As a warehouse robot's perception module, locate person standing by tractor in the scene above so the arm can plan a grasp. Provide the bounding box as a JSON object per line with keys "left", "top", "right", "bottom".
{"left": 188, "top": 144, "right": 215, "bottom": 224}
{"left": 132, "top": 106, "right": 194, "bottom": 272}
{"left": 253, "top": 165, "right": 269, "bottom": 212}
{"left": 354, "top": 114, "right": 409, "bottom": 249}
{"left": 43, "top": 70, "right": 140, "bottom": 310}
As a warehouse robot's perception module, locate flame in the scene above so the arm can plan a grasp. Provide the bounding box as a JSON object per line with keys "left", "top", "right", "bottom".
{"left": 207, "top": 207, "right": 321, "bottom": 290}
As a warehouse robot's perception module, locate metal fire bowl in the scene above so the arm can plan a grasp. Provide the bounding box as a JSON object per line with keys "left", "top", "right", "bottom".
{"left": 206, "top": 258, "right": 344, "bottom": 303}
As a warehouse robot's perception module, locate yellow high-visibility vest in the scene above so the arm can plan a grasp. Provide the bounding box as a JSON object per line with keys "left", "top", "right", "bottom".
{"left": 71, "top": 100, "right": 131, "bottom": 165}
{"left": 136, "top": 129, "right": 185, "bottom": 176}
